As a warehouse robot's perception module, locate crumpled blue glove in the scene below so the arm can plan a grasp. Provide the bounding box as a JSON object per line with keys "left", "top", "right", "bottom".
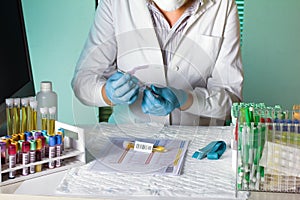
{"left": 105, "top": 71, "right": 139, "bottom": 105}
{"left": 141, "top": 85, "right": 188, "bottom": 116}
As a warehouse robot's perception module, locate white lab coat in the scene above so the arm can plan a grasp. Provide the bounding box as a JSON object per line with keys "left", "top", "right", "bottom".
{"left": 72, "top": 0, "right": 244, "bottom": 126}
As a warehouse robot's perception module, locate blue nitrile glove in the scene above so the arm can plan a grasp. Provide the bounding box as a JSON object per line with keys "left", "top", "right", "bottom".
{"left": 141, "top": 85, "right": 188, "bottom": 116}
{"left": 105, "top": 71, "right": 139, "bottom": 105}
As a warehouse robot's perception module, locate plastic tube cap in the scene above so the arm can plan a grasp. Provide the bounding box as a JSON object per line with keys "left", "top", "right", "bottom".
{"left": 49, "top": 136, "right": 56, "bottom": 147}
{"left": 55, "top": 134, "right": 62, "bottom": 145}
{"left": 0, "top": 142, "right": 6, "bottom": 151}
{"left": 22, "top": 141, "right": 30, "bottom": 153}
{"left": 8, "top": 144, "right": 17, "bottom": 155}
{"left": 29, "top": 140, "right": 36, "bottom": 150}
{"left": 40, "top": 81, "right": 52, "bottom": 92}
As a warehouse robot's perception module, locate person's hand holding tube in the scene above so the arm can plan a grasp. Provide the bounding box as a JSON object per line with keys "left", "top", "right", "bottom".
{"left": 104, "top": 71, "right": 139, "bottom": 105}
{"left": 141, "top": 85, "right": 191, "bottom": 116}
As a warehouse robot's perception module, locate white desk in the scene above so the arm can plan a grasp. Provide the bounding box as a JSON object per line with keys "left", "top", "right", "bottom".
{"left": 1, "top": 123, "right": 300, "bottom": 200}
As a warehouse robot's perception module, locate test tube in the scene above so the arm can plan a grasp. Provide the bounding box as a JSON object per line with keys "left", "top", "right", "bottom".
{"left": 6, "top": 98, "right": 14, "bottom": 136}
{"left": 22, "top": 141, "right": 30, "bottom": 176}
{"left": 35, "top": 138, "right": 43, "bottom": 172}
{"left": 0, "top": 142, "right": 6, "bottom": 165}
{"left": 30, "top": 100, "right": 38, "bottom": 130}
{"left": 8, "top": 144, "right": 17, "bottom": 179}
{"left": 21, "top": 97, "right": 29, "bottom": 132}
{"left": 55, "top": 134, "right": 62, "bottom": 168}
{"left": 47, "top": 107, "right": 56, "bottom": 136}
{"left": 40, "top": 107, "right": 48, "bottom": 131}
{"left": 29, "top": 140, "right": 36, "bottom": 174}
{"left": 57, "top": 128, "right": 65, "bottom": 152}
{"left": 38, "top": 135, "right": 46, "bottom": 160}
{"left": 18, "top": 140, "right": 24, "bottom": 168}
{"left": 13, "top": 98, "right": 21, "bottom": 134}
{"left": 48, "top": 136, "right": 56, "bottom": 169}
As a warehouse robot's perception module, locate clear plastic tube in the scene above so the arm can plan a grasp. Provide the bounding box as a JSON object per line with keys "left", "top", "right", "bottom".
{"left": 6, "top": 98, "right": 14, "bottom": 136}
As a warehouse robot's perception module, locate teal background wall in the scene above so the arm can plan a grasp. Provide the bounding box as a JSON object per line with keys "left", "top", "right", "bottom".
{"left": 22, "top": 0, "right": 98, "bottom": 125}
{"left": 242, "top": 0, "right": 300, "bottom": 110}
{"left": 21, "top": 0, "right": 300, "bottom": 124}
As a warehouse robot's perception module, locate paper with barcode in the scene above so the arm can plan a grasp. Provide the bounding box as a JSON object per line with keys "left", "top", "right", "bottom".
{"left": 88, "top": 137, "right": 189, "bottom": 175}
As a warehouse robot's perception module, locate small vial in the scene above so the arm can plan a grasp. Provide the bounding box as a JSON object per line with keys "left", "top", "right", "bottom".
{"left": 44, "top": 135, "right": 49, "bottom": 158}
{"left": 21, "top": 98, "right": 29, "bottom": 132}
{"left": 55, "top": 134, "right": 62, "bottom": 167}
{"left": 0, "top": 142, "right": 6, "bottom": 165}
{"left": 11, "top": 141, "right": 20, "bottom": 165}
{"left": 6, "top": 98, "right": 14, "bottom": 136}
{"left": 18, "top": 140, "right": 24, "bottom": 167}
{"left": 29, "top": 140, "right": 36, "bottom": 174}
{"left": 8, "top": 144, "right": 17, "bottom": 179}
{"left": 48, "top": 136, "right": 56, "bottom": 169}
{"left": 22, "top": 141, "right": 30, "bottom": 176}
{"left": 40, "top": 107, "right": 48, "bottom": 131}
{"left": 13, "top": 98, "right": 21, "bottom": 134}
{"left": 35, "top": 138, "right": 43, "bottom": 172}
{"left": 47, "top": 107, "right": 56, "bottom": 136}
{"left": 1, "top": 137, "right": 11, "bottom": 164}
{"left": 38, "top": 135, "right": 46, "bottom": 159}
{"left": 57, "top": 128, "right": 65, "bottom": 152}
{"left": 30, "top": 101, "right": 38, "bottom": 130}
{"left": 26, "top": 98, "right": 35, "bottom": 131}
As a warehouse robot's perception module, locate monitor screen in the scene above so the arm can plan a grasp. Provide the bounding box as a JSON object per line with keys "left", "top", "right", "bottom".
{"left": 0, "top": 0, "right": 35, "bottom": 135}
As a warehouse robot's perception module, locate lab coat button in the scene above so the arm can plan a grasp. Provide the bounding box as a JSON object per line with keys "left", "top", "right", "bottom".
{"left": 174, "top": 66, "right": 179, "bottom": 71}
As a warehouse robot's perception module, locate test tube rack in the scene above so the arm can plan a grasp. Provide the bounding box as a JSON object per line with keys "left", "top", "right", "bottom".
{"left": 236, "top": 120, "right": 300, "bottom": 193}
{"left": 0, "top": 121, "right": 86, "bottom": 186}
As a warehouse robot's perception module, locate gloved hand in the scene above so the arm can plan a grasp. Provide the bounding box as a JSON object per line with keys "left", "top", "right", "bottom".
{"left": 105, "top": 71, "right": 139, "bottom": 105}
{"left": 141, "top": 85, "right": 188, "bottom": 116}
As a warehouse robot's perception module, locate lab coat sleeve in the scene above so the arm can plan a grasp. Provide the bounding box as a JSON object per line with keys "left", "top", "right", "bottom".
{"left": 71, "top": 0, "right": 117, "bottom": 107}
{"left": 185, "top": 0, "right": 244, "bottom": 119}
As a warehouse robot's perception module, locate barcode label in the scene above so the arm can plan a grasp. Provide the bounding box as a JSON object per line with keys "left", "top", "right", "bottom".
{"left": 134, "top": 141, "right": 153, "bottom": 153}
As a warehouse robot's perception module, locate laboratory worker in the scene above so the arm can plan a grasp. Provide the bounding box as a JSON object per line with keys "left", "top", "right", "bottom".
{"left": 71, "top": 0, "right": 244, "bottom": 126}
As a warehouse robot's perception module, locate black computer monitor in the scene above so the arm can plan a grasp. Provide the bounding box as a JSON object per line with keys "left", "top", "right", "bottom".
{"left": 0, "top": 0, "right": 35, "bottom": 136}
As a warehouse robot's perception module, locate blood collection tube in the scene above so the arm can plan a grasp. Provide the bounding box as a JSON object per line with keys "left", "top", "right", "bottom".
{"left": 55, "top": 134, "right": 62, "bottom": 167}
{"left": 8, "top": 143, "right": 17, "bottom": 179}
{"left": 22, "top": 141, "right": 30, "bottom": 176}
{"left": 35, "top": 138, "right": 43, "bottom": 172}
{"left": 29, "top": 140, "right": 36, "bottom": 174}
{"left": 18, "top": 140, "right": 24, "bottom": 167}
{"left": 0, "top": 142, "right": 6, "bottom": 165}
{"left": 44, "top": 135, "right": 49, "bottom": 158}
{"left": 48, "top": 136, "right": 56, "bottom": 169}
{"left": 57, "top": 128, "right": 65, "bottom": 152}
{"left": 38, "top": 135, "right": 46, "bottom": 159}
{"left": 11, "top": 141, "right": 19, "bottom": 165}
{"left": 24, "top": 131, "right": 32, "bottom": 141}
{"left": 1, "top": 137, "right": 11, "bottom": 164}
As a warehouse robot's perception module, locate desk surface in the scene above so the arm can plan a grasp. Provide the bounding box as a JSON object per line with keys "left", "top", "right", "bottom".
{"left": 1, "top": 123, "right": 300, "bottom": 200}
